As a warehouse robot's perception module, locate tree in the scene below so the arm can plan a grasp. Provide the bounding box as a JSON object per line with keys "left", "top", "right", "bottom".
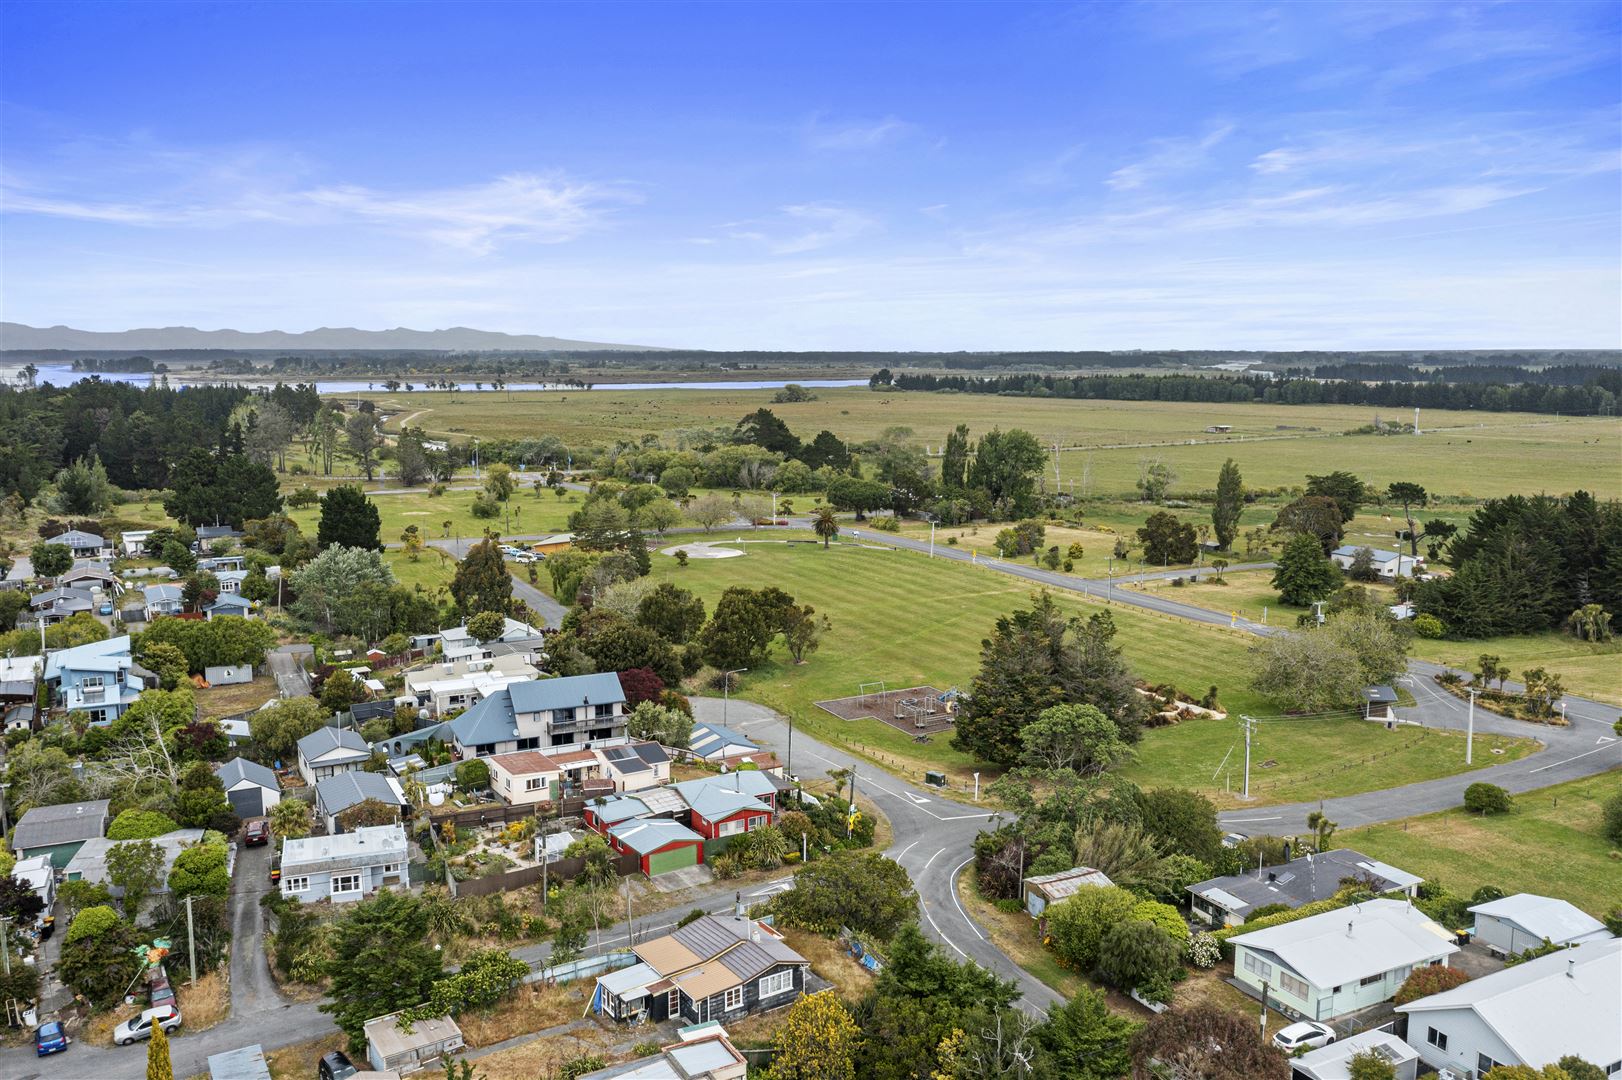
{"left": 290, "top": 545, "right": 395, "bottom": 636}
{"left": 344, "top": 411, "right": 384, "bottom": 481}
{"left": 773, "top": 851, "right": 917, "bottom": 938}
{"left": 1555, "top": 1059, "right": 1609, "bottom": 1080}
{"left": 1249, "top": 628, "right": 1364, "bottom": 711}
{"left": 393, "top": 429, "right": 431, "bottom": 487}
{"left": 813, "top": 505, "right": 840, "bottom": 548}
{"left": 270, "top": 798, "right": 313, "bottom": 840}
{"left": 970, "top": 428, "right": 1047, "bottom": 516}
{"left": 175, "top": 760, "right": 238, "bottom": 831}
{"left": 147, "top": 1020, "right": 173, "bottom": 1080}
{"left": 1273, "top": 494, "right": 1346, "bottom": 552}
{"left": 1566, "top": 603, "right": 1613, "bottom": 642}
{"left": 401, "top": 525, "right": 426, "bottom": 562}
{"left": 734, "top": 407, "right": 801, "bottom": 456}
{"left": 0, "top": 876, "right": 45, "bottom": 924}
{"left": 1271, "top": 531, "right": 1341, "bottom": 606}
{"left": 318, "top": 485, "right": 382, "bottom": 551}
{"left": 1019, "top": 703, "right": 1132, "bottom": 776}
{"left": 1305, "top": 810, "right": 1337, "bottom": 853}
{"left": 627, "top": 701, "right": 693, "bottom": 748}
{"left": 1072, "top": 821, "right": 1172, "bottom": 894}
{"left": 658, "top": 465, "right": 694, "bottom": 499}
{"left": 1211, "top": 459, "right": 1243, "bottom": 551}
{"left": 140, "top": 641, "right": 190, "bottom": 690}
{"left": 633, "top": 497, "right": 682, "bottom": 535}
{"left": 106, "top": 839, "right": 167, "bottom": 920}
{"left": 108, "top": 808, "right": 181, "bottom": 841}
{"left": 1038, "top": 988, "right": 1138, "bottom": 1080}
{"left": 802, "top": 429, "right": 852, "bottom": 471}
{"left": 1135, "top": 458, "right": 1175, "bottom": 503}
{"left": 1046, "top": 885, "right": 1139, "bottom": 971}
{"left": 1464, "top": 782, "right": 1512, "bottom": 815}
{"left": 55, "top": 454, "right": 115, "bottom": 514}
{"left": 168, "top": 840, "right": 231, "bottom": 900}
{"left": 466, "top": 610, "right": 506, "bottom": 642}
{"left": 1306, "top": 471, "right": 1368, "bottom": 524}
{"left": 450, "top": 537, "right": 512, "bottom": 617}
{"left": 1135, "top": 788, "right": 1221, "bottom": 863}
{"left": 635, "top": 582, "right": 706, "bottom": 643}
{"left": 484, "top": 462, "right": 515, "bottom": 502}
{"left": 1095, "top": 919, "right": 1180, "bottom": 994}
{"left": 321, "top": 890, "right": 444, "bottom": 1051}
{"left": 58, "top": 905, "right": 143, "bottom": 1006}
{"left": 30, "top": 540, "right": 72, "bottom": 579}
{"left": 1130, "top": 1004, "right": 1289, "bottom": 1080}
{"left": 1348, "top": 546, "right": 1378, "bottom": 582}
{"left": 1137, "top": 511, "right": 1197, "bottom": 566}
{"left": 768, "top": 991, "right": 859, "bottom": 1080}
{"left": 782, "top": 603, "right": 830, "bottom": 664}
{"left": 686, "top": 493, "right": 736, "bottom": 532}
{"left": 250, "top": 697, "right": 328, "bottom": 763}
{"left": 1386, "top": 482, "right": 1428, "bottom": 558}
{"left": 1347, "top": 1050, "right": 1398, "bottom": 1080}
{"left": 826, "top": 475, "right": 891, "bottom": 518}
{"left": 1392, "top": 964, "right": 1471, "bottom": 1004}
{"left": 698, "top": 586, "right": 780, "bottom": 670}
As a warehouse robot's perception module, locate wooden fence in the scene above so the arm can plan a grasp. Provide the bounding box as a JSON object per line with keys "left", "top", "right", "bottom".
{"left": 453, "top": 850, "right": 643, "bottom": 896}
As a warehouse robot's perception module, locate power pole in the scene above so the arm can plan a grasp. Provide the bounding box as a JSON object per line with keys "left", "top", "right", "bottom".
{"left": 623, "top": 876, "right": 633, "bottom": 946}
{"left": 185, "top": 894, "right": 197, "bottom": 986}
{"left": 0, "top": 916, "right": 11, "bottom": 975}
{"left": 1466, "top": 687, "right": 1477, "bottom": 765}
{"left": 846, "top": 768, "right": 858, "bottom": 839}
{"left": 785, "top": 712, "right": 795, "bottom": 782}
{"left": 1241, "top": 716, "right": 1256, "bottom": 800}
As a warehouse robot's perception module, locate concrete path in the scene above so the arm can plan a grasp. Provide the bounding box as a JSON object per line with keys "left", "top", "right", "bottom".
{"left": 267, "top": 644, "right": 313, "bottom": 698}
{"left": 228, "top": 842, "right": 285, "bottom": 1015}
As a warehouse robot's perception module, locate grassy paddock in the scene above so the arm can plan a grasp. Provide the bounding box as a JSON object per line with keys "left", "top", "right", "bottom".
{"left": 1342, "top": 770, "right": 1622, "bottom": 916}
{"left": 285, "top": 486, "right": 583, "bottom": 547}
{"left": 1408, "top": 632, "right": 1622, "bottom": 707}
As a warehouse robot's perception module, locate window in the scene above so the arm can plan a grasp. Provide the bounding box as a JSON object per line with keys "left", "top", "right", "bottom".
{"left": 517, "top": 737, "right": 540, "bottom": 750}
{"left": 332, "top": 873, "right": 362, "bottom": 895}
{"left": 723, "top": 986, "right": 744, "bottom": 1011}
{"left": 718, "top": 818, "right": 746, "bottom": 836}
{"left": 81, "top": 675, "right": 105, "bottom": 689}
{"left": 1604, "top": 1062, "right": 1620, "bottom": 1076}
{"left": 381, "top": 864, "right": 399, "bottom": 875}
{"left": 594, "top": 703, "right": 614, "bottom": 719}
{"left": 1242, "top": 953, "right": 1273, "bottom": 981}
{"left": 525, "top": 777, "right": 545, "bottom": 792}
{"left": 284, "top": 876, "right": 309, "bottom": 892}
{"left": 1360, "top": 972, "right": 1385, "bottom": 986}
{"left": 759, "top": 970, "right": 794, "bottom": 998}
{"left": 1426, "top": 1028, "right": 1448, "bottom": 1051}
{"left": 1279, "top": 972, "right": 1308, "bottom": 999}
{"left": 1478, "top": 1054, "right": 1499, "bottom": 1074}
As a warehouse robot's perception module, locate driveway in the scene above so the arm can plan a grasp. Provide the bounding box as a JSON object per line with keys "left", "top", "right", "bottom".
{"left": 268, "top": 644, "right": 313, "bottom": 698}
{"left": 228, "top": 840, "right": 284, "bottom": 1014}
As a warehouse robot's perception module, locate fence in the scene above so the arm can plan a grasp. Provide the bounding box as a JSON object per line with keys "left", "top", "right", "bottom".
{"left": 520, "top": 949, "right": 635, "bottom": 987}
{"left": 428, "top": 797, "right": 593, "bottom": 832}
{"left": 451, "top": 850, "right": 644, "bottom": 897}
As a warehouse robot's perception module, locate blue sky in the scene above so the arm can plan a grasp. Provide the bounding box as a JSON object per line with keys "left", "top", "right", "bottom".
{"left": 2, "top": 1, "right": 1618, "bottom": 349}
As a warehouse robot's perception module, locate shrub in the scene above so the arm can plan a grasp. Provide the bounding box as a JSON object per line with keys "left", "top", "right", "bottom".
{"left": 1348, "top": 1049, "right": 1398, "bottom": 1080}
{"left": 1246, "top": 902, "right": 1292, "bottom": 923}
{"left": 1393, "top": 964, "right": 1470, "bottom": 1004}
{"left": 107, "top": 808, "right": 181, "bottom": 840}
{"left": 470, "top": 494, "right": 500, "bottom": 519}
{"left": 1046, "top": 885, "right": 1140, "bottom": 971}
{"left": 1131, "top": 900, "right": 1190, "bottom": 944}
{"left": 1413, "top": 613, "right": 1446, "bottom": 638}
{"left": 1184, "top": 932, "right": 1221, "bottom": 969}
{"left": 1095, "top": 920, "right": 1182, "bottom": 996}
{"left": 1601, "top": 790, "right": 1622, "bottom": 847}
{"left": 1463, "top": 782, "right": 1512, "bottom": 815}
{"left": 455, "top": 759, "right": 491, "bottom": 791}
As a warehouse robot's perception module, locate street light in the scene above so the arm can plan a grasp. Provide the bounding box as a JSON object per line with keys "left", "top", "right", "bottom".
{"left": 722, "top": 668, "right": 748, "bottom": 725}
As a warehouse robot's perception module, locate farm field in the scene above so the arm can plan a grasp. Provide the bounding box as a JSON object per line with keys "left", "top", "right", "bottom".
{"left": 1408, "top": 631, "right": 1622, "bottom": 707}
{"left": 625, "top": 538, "right": 1537, "bottom": 805}
{"left": 284, "top": 485, "right": 584, "bottom": 548}
{"left": 1342, "top": 770, "right": 1622, "bottom": 917}
{"left": 352, "top": 386, "right": 1620, "bottom": 498}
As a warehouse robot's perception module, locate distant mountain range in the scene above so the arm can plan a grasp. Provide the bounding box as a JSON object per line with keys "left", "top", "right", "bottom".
{"left": 0, "top": 322, "right": 661, "bottom": 352}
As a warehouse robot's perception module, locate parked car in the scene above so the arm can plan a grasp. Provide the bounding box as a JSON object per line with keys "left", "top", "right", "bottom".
{"left": 98, "top": 602, "right": 114, "bottom": 616}
{"left": 243, "top": 818, "right": 270, "bottom": 846}
{"left": 1272, "top": 1020, "right": 1336, "bottom": 1052}
{"left": 148, "top": 973, "right": 176, "bottom": 1011}
{"left": 318, "top": 1049, "right": 359, "bottom": 1080}
{"left": 113, "top": 1006, "right": 181, "bottom": 1046}
{"left": 35, "top": 1021, "right": 70, "bottom": 1056}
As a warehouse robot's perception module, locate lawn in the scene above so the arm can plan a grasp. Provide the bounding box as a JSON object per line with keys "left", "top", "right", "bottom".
{"left": 384, "top": 548, "right": 457, "bottom": 593}
{"left": 285, "top": 485, "right": 584, "bottom": 548}
{"left": 1342, "top": 770, "right": 1622, "bottom": 917}
{"left": 628, "top": 538, "right": 1536, "bottom": 806}
{"left": 349, "top": 385, "right": 1620, "bottom": 499}
{"left": 1409, "top": 631, "right": 1622, "bottom": 707}
{"left": 194, "top": 672, "right": 279, "bottom": 718}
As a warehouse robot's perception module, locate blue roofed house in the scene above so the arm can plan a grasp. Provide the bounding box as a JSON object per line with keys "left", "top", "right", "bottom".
{"left": 53, "top": 530, "right": 107, "bottom": 559}
{"left": 446, "top": 673, "right": 628, "bottom": 758}
{"left": 1329, "top": 545, "right": 1422, "bottom": 579}
{"left": 144, "top": 584, "right": 184, "bottom": 620}
{"left": 204, "top": 593, "right": 255, "bottom": 620}
{"left": 44, "top": 635, "right": 144, "bottom": 725}
{"left": 297, "top": 726, "right": 372, "bottom": 785}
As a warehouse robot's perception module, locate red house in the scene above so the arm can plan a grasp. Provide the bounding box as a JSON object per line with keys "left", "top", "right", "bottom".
{"left": 684, "top": 786, "right": 773, "bottom": 840}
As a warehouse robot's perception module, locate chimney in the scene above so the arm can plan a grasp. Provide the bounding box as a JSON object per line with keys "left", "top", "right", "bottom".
{"left": 1346, "top": 921, "right": 1354, "bottom": 938}
{"left": 1568, "top": 958, "right": 1576, "bottom": 979}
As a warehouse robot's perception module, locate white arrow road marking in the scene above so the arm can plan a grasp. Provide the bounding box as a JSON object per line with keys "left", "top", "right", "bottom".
{"left": 905, "top": 792, "right": 931, "bottom": 804}
{"left": 1598, "top": 736, "right": 1616, "bottom": 744}
{"left": 749, "top": 881, "right": 793, "bottom": 897}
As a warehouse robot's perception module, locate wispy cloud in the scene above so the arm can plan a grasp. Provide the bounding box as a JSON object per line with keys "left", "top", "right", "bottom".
{"left": 804, "top": 114, "right": 915, "bottom": 151}
{"left": 1106, "top": 123, "right": 1235, "bottom": 190}
{"left": 773, "top": 203, "right": 878, "bottom": 253}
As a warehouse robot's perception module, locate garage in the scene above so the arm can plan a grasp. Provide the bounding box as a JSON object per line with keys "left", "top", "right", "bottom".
{"left": 227, "top": 786, "right": 266, "bottom": 818}
{"left": 647, "top": 844, "right": 699, "bottom": 876}
{"left": 607, "top": 819, "right": 704, "bottom": 877}
{"left": 215, "top": 757, "right": 281, "bottom": 821}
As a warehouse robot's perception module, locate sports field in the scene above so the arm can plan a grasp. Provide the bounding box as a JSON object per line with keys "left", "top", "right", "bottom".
{"left": 354, "top": 386, "right": 1620, "bottom": 499}
{"left": 628, "top": 537, "right": 1535, "bottom": 805}
{"left": 284, "top": 485, "right": 584, "bottom": 548}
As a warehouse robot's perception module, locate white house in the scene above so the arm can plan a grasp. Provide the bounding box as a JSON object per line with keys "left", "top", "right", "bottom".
{"left": 52, "top": 530, "right": 107, "bottom": 559}
{"left": 403, "top": 653, "right": 539, "bottom": 717}
{"left": 1289, "top": 1029, "right": 1419, "bottom": 1080}
{"left": 296, "top": 726, "right": 372, "bottom": 784}
{"left": 280, "top": 823, "right": 408, "bottom": 903}
{"left": 1229, "top": 899, "right": 1458, "bottom": 1021}
{"left": 120, "top": 530, "right": 153, "bottom": 557}
{"left": 10, "top": 854, "right": 57, "bottom": 930}
{"left": 1330, "top": 545, "right": 1422, "bottom": 579}
{"left": 1467, "top": 893, "right": 1612, "bottom": 957}
{"left": 1396, "top": 937, "right": 1620, "bottom": 1077}
{"left": 215, "top": 757, "right": 282, "bottom": 818}
{"left": 486, "top": 750, "right": 564, "bottom": 807}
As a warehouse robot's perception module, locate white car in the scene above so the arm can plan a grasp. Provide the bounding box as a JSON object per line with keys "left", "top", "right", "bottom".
{"left": 113, "top": 1005, "right": 181, "bottom": 1046}
{"left": 1271, "top": 1020, "right": 1335, "bottom": 1052}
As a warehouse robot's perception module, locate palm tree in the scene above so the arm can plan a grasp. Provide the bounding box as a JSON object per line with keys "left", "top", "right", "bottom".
{"left": 813, "top": 506, "right": 839, "bottom": 549}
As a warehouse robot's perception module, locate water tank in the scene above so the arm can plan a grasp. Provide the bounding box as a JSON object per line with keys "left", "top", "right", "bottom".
{"left": 428, "top": 791, "right": 445, "bottom": 807}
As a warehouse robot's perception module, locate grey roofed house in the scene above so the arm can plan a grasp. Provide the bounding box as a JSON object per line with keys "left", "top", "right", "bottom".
{"left": 144, "top": 583, "right": 184, "bottom": 604}
{"left": 196, "top": 524, "right": 243, "bottom": 541}
{"left": 53, "top": 529, "right": 106, "bottom": 552}
{"left": 671, "top": 770, "right": 790, "bottom": 808}
{"left": 11, "top": 799, "right": 112, "bottom": 853}
{"left": 1331, "top": 544, "right": 1404, "bottom": 562}
{"left": 205, "top": 593, "right": 253, "bottom": 615}
{"left": 597, "top": 741, "right": 669, "bottom": 779}
{"left": 216, "top": 756, "right": 280, "bottom": 792}
{"left": 207, "top": 1045, "right": 273, "bottom": 1080}
{"left": 315, "top": 770, "right": 406, "bottom": 820}
{"left": 1189, "top": 848, "right": 1422, "bottom": 927}
{"left": 1467, "top": 893, "right": 1612, "bottom": 954}
{"left": 507, "top": 671, "right": 626, "bottom": 713}
{"left": 66, "top": 829, "right": 215, "bottom": 894}
{"left": 297, "top": 724, "right": 371, "bottom": 761}
{"left": 687, "top": 721, "right": 759, "bottom": 760}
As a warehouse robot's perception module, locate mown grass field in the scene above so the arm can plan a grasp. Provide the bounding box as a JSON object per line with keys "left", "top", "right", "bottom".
{"left": 285, "top": 485, "right": 583, "bottom": 547}
{"left": 1343, "top": 770, "right": 1622, "bottom": 917}
{"left": 628, "top": 538, "right": 1537, "bottom": 805}
{"left": 353, "top": 386, "right": 1620, "bottom": 499}
{"left": 1408, "top": 631, "right": 1622, "bottom": 707}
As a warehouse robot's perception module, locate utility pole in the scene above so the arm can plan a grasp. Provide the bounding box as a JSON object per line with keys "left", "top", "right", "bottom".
{"left": 1241, "top": 716, "right": 1255, "bottom": 800}
{"left": 846, "top": 768, "right": 858, "bottom": 839}
{"left": 928, "top": 520, "right": 935, "bottom": 558}
{"left": 1259, "top": 980, "right": 1269, "bottom": 1037}
{"left": 1466, "top": 687, "right": 1477, "bottom": 765}
{"left": 0, "top": 916, "right": 11, "bottom": 975}
{"left": 785, "top": 712, "right": 795, "bottom": 782}
{"left": 185, "top": 894, "right": 197, "bottom": 986}
{"left": 623, "top": 876, "right": 633, "bottom": 946}
{"left": 722, "top": 668, "right": 747, "bottom": 726}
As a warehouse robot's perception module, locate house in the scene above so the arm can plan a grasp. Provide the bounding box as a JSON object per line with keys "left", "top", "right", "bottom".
{"left": 486, "top": 750, "right": 565, "bottom": 806}
{"left": 61, "top": 565, "right": 122, "bottom": 595}
{"left": 207, "top": 1045, "right": 273, "bottom": 1080}
{"left": 205, "top": 594, "right": 255, "bottom": 620}
{"left": 214, "top": 568, "right": 249, "bottom": 592}
{"left": 529, "top": 533, "right": 574, "bottom": 555}
{"left": 583, "top": 788, "right": 688, "bottom": 833}
{"left": 313, "top": 771, "right": 407, "bottom": 833}
{"left": 1361, "top": 685, "right": 1399, "bottom": 720}
{"left": 280, "top": 823, "right": 409, "bottom": 903}
{"left": 687, "top": 722, "right": 760, "bottom": 763}
{"left": 144, "top": 583, "right": 185, "bottom": 619}
{"left": 120, "top": 530, "right": 154, "bottom": 557}
{"left": 0, "top": 655, "right": 42, "bottom": 709}
{"left": 592, "top": 741, "right": 672, "bottom": 792}
{"left": 1189, "top": 848, "right": 1422, "bottom": 928}
{"left": 215, "top": 757, "right": 282, "bottom": 818}
{"left": 1466, "top": 893, "right": 1611, "bottom": 956}
{"left": 30, "top": 586, "right": 95, "bottom": 625}
{"left": 297, "top": 726, "right": 373, "bottom": 784}
{"left": 418, "top": 617, "right": 547, "bottom": 663}
{"left": 1289, "top": 1029, "right": 1419, "bottom": 1080}
{"left": 8, "top": 799, "right": 111, "bottom": 868}
{"left": 1396, "top": 937, "right": 1620, "bottom": 1077}
{"left": 403, "top": 654, "right": 539, "bottom": 717}
{"left": 43, "top": 635, "right": 145, "bottom": 724}
{"left": 607, "top": 819, "right": 706, "bottom": 876}
{"left": 1022, "top": 866, "right": 1115, "bottom": 918}
{"left": 673, "top": 771, "right": 790, "bottom": 816}
{"left": 66, "top": 829, "right": 229, "bottom": 899}
{"left": 195, "top": 524, "right": 243, "bottom": 548}
{"left": 577, "top": 1023, "right": 748, "bottom": 1080}
{"left": 52, "top": 530, "right": 107, "bottom": 559}
{"left": 10, "top": 854, "right": 58, "bottom": 928}
{"left": 3, "top": 703, "right": 36, "bottom": 733}
{"left": 1329, "top": 545, "right": 1422, "bottom": 579}
{"left": 446, "top": 673, "right": 628, "bottom": 757}
{"left": 594, "top": 912, "right": 809, "bottom": 1025}
{"left": 200, "top": 555, "right": 247, "bottom": 574}
{"left": 682, "top": 785, "right": 773, "bottom": 840}
{"left": 1229, "top": 899, "right": 1457, "bottom": 1021}
{"left": 364, "top": 1011, "right": 463, "bottom": 1074}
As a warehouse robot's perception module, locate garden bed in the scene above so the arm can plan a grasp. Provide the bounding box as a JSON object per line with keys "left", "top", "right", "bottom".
{"left": 1433, "top": 675, "right": 1569, "bottom": 725}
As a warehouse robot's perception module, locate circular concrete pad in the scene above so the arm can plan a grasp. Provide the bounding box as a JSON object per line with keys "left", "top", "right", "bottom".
{"left": 661, "top": 542, "right": 745, "bottom": 559}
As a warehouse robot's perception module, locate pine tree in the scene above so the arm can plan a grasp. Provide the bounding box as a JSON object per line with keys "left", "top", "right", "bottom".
{"left": 1271, "top": 531, "right": 1341, "bottom": 606}
{"left": 1212, "top": 458, "right": 1243, "bottom": 551}
{"left": 451, "top": 537, "right": 512, "bottom": 617}
{"left": 146, "top": 1020, "right": 173, "bottom": 1080}
{"left": 317, "top": 484, "right": 383, "bottom": 551}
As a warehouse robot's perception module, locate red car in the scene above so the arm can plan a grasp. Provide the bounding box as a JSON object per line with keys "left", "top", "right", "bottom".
{"left": 243, "top": 819, "right": 270, "bottom": 846}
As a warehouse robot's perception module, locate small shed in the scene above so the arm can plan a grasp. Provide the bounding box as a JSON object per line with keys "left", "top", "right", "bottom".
{"left": 205, "top": 664, "right": 254, "bottom": 686}
{"left": 1022, "top": 866, "right": 1114, "bottom": 918}
{"left": 207, "top": 1044, "right": 273, "bottom": 1080}
{"left": 1468, "top": 893, "right": 1611, "bottom": 957}
{"left": 1289, "top": 1029, "right": 1418, "bottom": 1080}
{"left": 216, "top": 757, "right": 282, "bottom": 818}
{"left": 364, "top": 1011, "right": 464, "bottom": 1074}
{"left": 1360, "top": 684, "right": 1398, "bottom": 720}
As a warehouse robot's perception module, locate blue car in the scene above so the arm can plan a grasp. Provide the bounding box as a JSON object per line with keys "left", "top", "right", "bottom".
{"left": 35, "top": 1021, "right": 69, "bottom": 1056}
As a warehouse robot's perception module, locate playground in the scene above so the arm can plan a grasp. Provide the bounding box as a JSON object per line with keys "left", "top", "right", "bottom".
{"left": 816, "top": 683, "right": 960, "bottom": 737}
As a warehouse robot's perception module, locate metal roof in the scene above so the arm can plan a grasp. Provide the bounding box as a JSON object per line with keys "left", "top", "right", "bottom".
{"left": 207, "top": 1045, "right": 272, "bottom": 1080}
{"left": 297, "top": 725, "right": 370, "bottom": 761}
{"left": 314, "top": 771, "right": 404, "bottom": 816}
{"left": 1332, "top": 545, "right": 1404, "bottom": 561}
{"left": 215, "top": 757, "right": 280, "bottom": 792}
{"left": 1189, "top": 848, "right": 1419, "bottom": 915}
{"left": 597, "top": 961, "right": 659, "bottom": 998}
{"left": 1023, "top": 866, "right": 1114, "bottom": 900}
{"left": 44, "top": 635, "right": 131, "bottom": 680}
{"left": 282, "top": 823, "right": 408, "bottom": 870}
{"left": 1468, "top": 892, "right": 1610, "bottom": 945}
{"left": 688, "top": 722, "right": 758, "bottom": 758}
{"left": 1229, "top": 899, "right": 1457, "bottom": 988}
{"left": 683, "top": 786, "right": 771, "bottom": 822}
{"left": 364, "top": 1012, "right": 462, "bottom": 1059}
{"left": 11, "top": 800, "right": 111, "bottom": 849}
{"left": 608, "top": 818, "right": 702, "bottom": 855}
{"left": 508, "top": 672, "right": 626, "bottom": 714}
{"left": 1289, "top": 1030, "right": 1417, "bottom": 1080}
